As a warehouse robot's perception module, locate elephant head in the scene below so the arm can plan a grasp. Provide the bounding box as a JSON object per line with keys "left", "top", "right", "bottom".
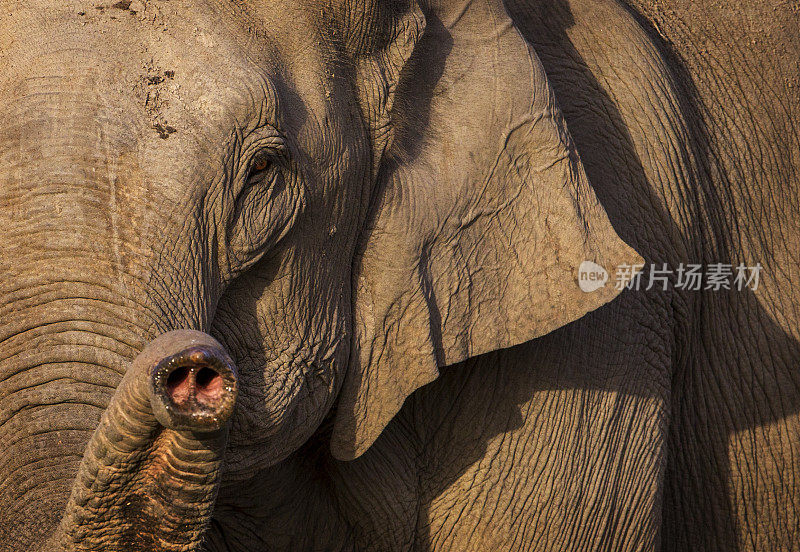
{"left": 0, "top": 0, "right": 640, "bottom": 549}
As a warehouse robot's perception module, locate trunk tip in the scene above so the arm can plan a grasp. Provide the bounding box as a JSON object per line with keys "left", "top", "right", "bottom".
{"left": 144, "top": 330, "right": 238, "bottom": 432}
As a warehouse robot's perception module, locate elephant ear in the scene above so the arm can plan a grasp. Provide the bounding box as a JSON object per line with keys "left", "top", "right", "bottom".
{"left": 330, "top": 0, "right": 643, "bottom": 460}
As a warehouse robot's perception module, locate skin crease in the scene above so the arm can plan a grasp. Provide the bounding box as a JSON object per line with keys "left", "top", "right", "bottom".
{"left": 0, "top": 2, "right": 797, "bottom": 552}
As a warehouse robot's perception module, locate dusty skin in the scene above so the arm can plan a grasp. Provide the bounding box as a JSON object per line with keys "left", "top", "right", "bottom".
{"left": 0, "top": 0, "right": 798, "bottom": 550}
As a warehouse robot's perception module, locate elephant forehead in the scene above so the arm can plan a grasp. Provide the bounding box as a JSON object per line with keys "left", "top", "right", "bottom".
{"left": 0, "top": 0, "right": 341, "bottom": 193}
{"left": 0, "top": 0, "right": 331, "bottom": 138}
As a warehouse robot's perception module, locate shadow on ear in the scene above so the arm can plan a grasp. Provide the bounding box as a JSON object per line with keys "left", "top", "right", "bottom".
{"left": 331, "top": 0, "right": 643, "bottom": 460}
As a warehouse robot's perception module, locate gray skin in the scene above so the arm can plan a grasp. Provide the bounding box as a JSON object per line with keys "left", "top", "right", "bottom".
{"left": 0, "top": 1, "right": 798, "bottom": 552}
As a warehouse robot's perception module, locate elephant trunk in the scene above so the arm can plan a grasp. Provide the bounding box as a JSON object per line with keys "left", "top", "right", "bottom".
{"left": 48, "top": 330, "right": 238, "bottom": 552}
{"left": 0, "top": 69, "right": 235, "bottom": 549}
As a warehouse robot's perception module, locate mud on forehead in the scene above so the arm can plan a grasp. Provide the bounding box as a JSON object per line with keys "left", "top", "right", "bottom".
{"left": 0, "top": 0, "right": 331, "bottom": 139}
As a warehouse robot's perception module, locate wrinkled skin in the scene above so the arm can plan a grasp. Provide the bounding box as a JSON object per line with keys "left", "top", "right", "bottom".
{"left": 0, "top": 1, "right": 797, "bottom": 552}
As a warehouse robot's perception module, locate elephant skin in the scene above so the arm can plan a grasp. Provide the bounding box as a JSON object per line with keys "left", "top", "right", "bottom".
{"left": 0, "top": 0, "right": 798, "bottom": 551}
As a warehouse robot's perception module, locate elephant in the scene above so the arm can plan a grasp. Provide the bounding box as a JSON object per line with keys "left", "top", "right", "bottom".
{"left": 0, "top": 0, "right": 798, "bottom": 550}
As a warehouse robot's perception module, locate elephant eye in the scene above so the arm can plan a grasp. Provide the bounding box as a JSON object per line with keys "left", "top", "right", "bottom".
{"left": 243, "top": 126, "right": 286, "bottom": 183}
{"left": 227, "top": 146, "right": 302, "bottom": 276}
{"left": 249, "top": 156, "right": 272, "bottom": 177}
